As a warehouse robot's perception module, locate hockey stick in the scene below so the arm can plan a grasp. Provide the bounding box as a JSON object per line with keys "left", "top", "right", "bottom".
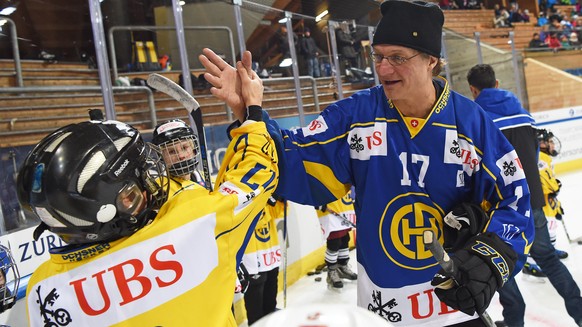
{"left": 322, "top": 207, "right": 356, "bottom": 229}
{"left": 423, "top": 230, "right": 496, "bottom": 327}
{"left": 147, "top": 73, "right": 213, "bottom": 191}
{"left": 559, "top": 218, "right": 582, "bottom": 245}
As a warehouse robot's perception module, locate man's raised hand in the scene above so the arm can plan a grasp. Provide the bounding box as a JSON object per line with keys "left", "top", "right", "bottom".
{"left": 199, "top": 48, "right": 254, "bottom": 122}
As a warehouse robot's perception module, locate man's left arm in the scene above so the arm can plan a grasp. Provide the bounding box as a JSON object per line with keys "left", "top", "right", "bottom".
{"left": 433, "top": 119, "right": 534, "bottom": 317}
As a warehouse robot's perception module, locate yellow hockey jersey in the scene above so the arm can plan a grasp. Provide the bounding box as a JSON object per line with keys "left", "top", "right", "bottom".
{"left": 315, "top": 191, "right": 356, "bottom": 239}
{"left": 26, "top": 122, "right": 278, "bottom": 327}
{"left": 242, "top": 200, "right": 285, "bottom": 275}
{"left": 538, "top": 151, "right": 562, "bottom": 218}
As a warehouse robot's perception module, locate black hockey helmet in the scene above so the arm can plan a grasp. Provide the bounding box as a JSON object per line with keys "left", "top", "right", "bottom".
{"left": 536, "top": 128, "right": 561, "bottom": 157}
{"left": 152, "top": 119, "right": 200, "bottom": 177}
{"left": 17, "top": 120, "right": 169, "bottom": 244}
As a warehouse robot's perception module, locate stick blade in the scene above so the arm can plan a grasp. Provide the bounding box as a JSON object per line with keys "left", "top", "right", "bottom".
{"left": 147, "top": 73, "right": 200, "bottom": 113}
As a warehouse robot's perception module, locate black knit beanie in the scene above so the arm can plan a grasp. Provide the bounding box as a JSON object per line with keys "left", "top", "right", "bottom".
{"left": 372, "top": 0, "right": 444, "bottom": 58}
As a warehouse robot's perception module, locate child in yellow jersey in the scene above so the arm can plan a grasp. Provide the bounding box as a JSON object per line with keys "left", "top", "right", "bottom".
{"left": 537, "top": 128, "right": 568, "bottom": 259}
{"left": 315, "top": 190, "right": 357, "bottom": 290}
{"left": 241, "top": 196, "right": 285, "bottom": 324}
{"left": 17, "top": 59, "right": 278, "bottom": 326}
{"left": 152, "top": 118, "right": 208, "bottom": 197}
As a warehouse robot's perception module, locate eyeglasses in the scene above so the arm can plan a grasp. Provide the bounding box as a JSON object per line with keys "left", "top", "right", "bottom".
{"left": 370, "top": 52, "right": 421, "bottom": 66}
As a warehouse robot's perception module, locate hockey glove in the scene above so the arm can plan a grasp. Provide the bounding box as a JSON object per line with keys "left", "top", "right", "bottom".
{"left": 431, "top": 232, "right": 517, "bottom": 316}
{"left": 442, "top": 203, "right": 488, "bottom": 252}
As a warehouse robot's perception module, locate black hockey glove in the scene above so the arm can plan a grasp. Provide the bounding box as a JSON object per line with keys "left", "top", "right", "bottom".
{"left": 431, "top": 232, "right": 517, "bottom": 316}
{"left": 442, "top": 203, "right": 488, "bottom": 252}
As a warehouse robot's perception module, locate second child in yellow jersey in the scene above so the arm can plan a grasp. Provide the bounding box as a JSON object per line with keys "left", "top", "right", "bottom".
{"left": 537, "top": 129, "right": 568, "bottom": 259}
{"left": 152, "top": 118, "right": 207, "bottom": 196}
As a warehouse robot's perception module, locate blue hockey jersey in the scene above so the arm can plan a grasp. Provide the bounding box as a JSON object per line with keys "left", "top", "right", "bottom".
{"left": 271, "top": 78, "right": 534, "bottom": 326}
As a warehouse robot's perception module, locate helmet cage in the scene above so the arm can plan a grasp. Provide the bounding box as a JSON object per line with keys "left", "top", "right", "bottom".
{"left": 152, "top": 119, "right": 200, "bottom": 177}
{"left": 537, "top": 129, "right": 561, "bottom": 157}
{"left": 158, "top": 135, "right": 199, "bottom": 177}
{"left": 0, "top": 245, "right": 20, "bottom": 313}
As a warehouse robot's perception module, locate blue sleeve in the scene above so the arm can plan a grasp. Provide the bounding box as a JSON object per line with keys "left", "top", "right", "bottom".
{"left": 469, "top": 110, "right": 535, "bottom": 272}
{"left": 264, "top": 105, "right": 353, "bottom": 206}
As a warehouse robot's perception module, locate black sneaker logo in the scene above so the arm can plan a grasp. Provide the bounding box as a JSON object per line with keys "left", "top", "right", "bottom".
{"left": 36, "top": 285, "right": 72, "bottom": 326}
{"left": 367, "top": 290, "right": 402, "bottom": 322}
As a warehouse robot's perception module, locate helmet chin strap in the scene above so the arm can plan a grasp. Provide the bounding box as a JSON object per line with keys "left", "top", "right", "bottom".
{"left": 33, "top": 222, "right": 50, "bottom": 241}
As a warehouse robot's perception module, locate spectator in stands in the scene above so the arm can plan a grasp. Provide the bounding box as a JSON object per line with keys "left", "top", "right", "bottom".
{"left": 549, "top": 8, "right": 564, "bottom": 23}
{"left": 569, "top": 31, "right": 580, "bottom": 48}
{"left": 521, "top": 9, "right": 531, "bottom": 22}
{"left": 439, "top": 0, "right": 453, "bottom": 9}
{"left": 452, "top": 0, "right": 467, "bottom": 9}
{"left": 494, "top": 8, "right": 511, "bottom": 28}
{"left": 300, "top": 28, "right": 321, "bottom": 78}
{"left": 278, "top": 25, "right": 298, "bottom": 77}
{"left": 537, "top": 12, "right": 549, "bottom": 26}
{"left": 335, "top": 21, "right": 359, "bottom": 77}
{"left": 545, "top": 32, "right": 562, "bottom": 51}
{"left": 560, "top": 34, "right": 572, "bottom": 49}
{"left": 560, "top": 15, "right": 574, "bottom": 34}
{"left": 508, "top": 3, "right": 523, "bottom": 23}
{"left": 494, "top": 3, "right": 502, "bottom": 16}
{"left": 279, "top": 26, "right": 298, "bottom": 59}
{"left": 549, "top": 18, "right": 565, "bottom": 36}
{"left": 529, "top": 32, "right": 549, "bottom": 48}
{"left": 466, "top": 0, "right": 484, "bottom": 9}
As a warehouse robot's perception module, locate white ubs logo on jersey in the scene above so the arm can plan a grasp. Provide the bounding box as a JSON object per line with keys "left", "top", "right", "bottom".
{"left": 348, "top": 123, "right": 387, "bottom": 160}
{"left": 28, "top": 214, "right": 219, "bottom": 326}
{"left": 302, "top": 117, "right": 328, "bottom": 137}
{"left": 497, "top": 150, "right": 526, "bottom": 186}
{"left": 443, "top": 130, "right": 481, "bottom": 176}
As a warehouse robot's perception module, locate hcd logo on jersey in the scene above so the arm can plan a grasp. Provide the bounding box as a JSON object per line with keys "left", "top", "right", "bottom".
{"left": 379, "top": 193, "right": 445, "bottom": 270}
{"left": 348, "top": 122, "right": 388, "bottom": 160}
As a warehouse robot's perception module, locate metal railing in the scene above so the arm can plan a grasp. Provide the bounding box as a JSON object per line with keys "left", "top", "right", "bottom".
{"left": 0, "top": 85, "right": 157, "bottom": 128}
{"left": 263, "top": 75, "right": 319, "bottom": 126}
{"left": 0, "top": 16, "right": 23, "bottom": 87}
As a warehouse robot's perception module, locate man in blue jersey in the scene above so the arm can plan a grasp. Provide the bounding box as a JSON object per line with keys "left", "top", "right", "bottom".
{"left": 467, "top": 64, "right": 582, "bottom": 327}
{"left": 200, "top": 1, "right": 534, "bottom": 325}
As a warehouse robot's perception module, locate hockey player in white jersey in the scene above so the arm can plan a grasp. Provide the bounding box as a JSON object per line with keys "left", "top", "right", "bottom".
{"left": 17, "top": 61, "right": 278, "bottom": 326}
{"left": 200, "top": 1, "right": 534, "bottom": 325}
